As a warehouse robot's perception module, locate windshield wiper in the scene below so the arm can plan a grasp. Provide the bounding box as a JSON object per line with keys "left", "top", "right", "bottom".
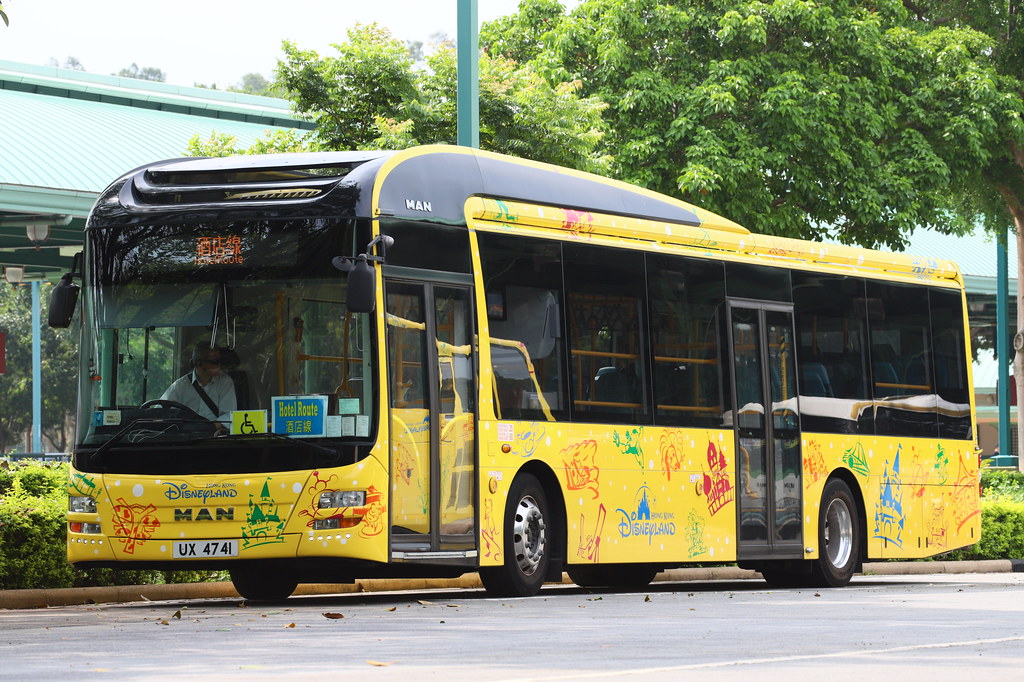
{"left": 87, "top": 417, "right": 212, "bottom": 462}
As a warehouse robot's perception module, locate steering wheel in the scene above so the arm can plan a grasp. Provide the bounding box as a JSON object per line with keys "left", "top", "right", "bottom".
{"left": 140, "top": 399, "right": 208, "bottom": 421}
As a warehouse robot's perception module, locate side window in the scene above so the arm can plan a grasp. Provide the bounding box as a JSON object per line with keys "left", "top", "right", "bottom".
{"left": 565, "top": 243, "right": 649, "bottom": 424}
{"left": 867, "top": 281, "right": 935, "bottom": 437}
{"left": 647, "top": 254, "right": 726, "bottom": 427}
{"left": 792, "top": 273, "right": 871, "bottom": 434}
{"left": 931, "top": 289, "right": 972, "bottom": 439}
{"left": 477, "top": 233, "right": 567, "bottom": 420}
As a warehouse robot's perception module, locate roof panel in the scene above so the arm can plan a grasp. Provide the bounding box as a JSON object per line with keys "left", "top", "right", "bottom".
{"left": 0, "top": 88, "right": 303, "bottom": 195}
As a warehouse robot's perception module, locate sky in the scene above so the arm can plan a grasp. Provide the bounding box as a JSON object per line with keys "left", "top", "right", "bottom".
{"left": 0, "top": 0, "right": 572, "bottom": 89}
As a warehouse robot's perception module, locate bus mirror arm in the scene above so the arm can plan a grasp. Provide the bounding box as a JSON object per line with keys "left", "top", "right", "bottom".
{"left": 335, "top": 232, "right": 391, "bottom": 311}
{"left": 334, "top": 235, "right": 395, "bottom": 314}
{"left": 48, "top": 270, "right": 81, "bottom": 329}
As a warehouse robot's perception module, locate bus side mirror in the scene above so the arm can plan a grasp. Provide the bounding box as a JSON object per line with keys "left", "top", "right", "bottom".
{"left": 346, "top": 256, "right": 376, "bottom": 313}
{"left": 48, "top": 273, "right": 80, "bottom": 328}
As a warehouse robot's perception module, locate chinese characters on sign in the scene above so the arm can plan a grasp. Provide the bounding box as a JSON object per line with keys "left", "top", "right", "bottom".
{"left": 195, "top": 236, "right": 244, "bottom": 266}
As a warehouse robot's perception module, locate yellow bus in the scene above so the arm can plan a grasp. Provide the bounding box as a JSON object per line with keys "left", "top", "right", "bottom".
{"left": 52, "top": 145, "right": 980, "bottom": 599}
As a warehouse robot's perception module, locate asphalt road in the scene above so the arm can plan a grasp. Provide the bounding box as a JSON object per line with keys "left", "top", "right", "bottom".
{"left": 2, "top": 572, "right": 1023, "bottom": 680}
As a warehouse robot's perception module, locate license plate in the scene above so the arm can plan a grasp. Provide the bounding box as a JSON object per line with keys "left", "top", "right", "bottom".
{"left": 173, "top": 539, "right": 238, "bottom": 558}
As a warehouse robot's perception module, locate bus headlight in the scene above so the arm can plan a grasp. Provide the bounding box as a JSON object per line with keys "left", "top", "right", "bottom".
{"left": 318, "top": 490, "right": 366, "bottom": 509}
{"left": 69, "top": 496, "right": 97, "bottom": 513}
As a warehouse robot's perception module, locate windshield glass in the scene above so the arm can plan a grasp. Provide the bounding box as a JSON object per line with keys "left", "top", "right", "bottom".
{"left": 76, "top": 217, "right": 375, "bottom": 471}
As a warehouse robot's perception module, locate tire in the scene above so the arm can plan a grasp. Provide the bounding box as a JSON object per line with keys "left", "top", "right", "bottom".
{"left": 230, "top": 566, "right": 298, "bottom": 601}
{"left": 567, "top": 563, "right": 658, "bottom": 589}
{"left": 811, "top": 478, "right": 860, "bottom": 587}
{"left": 479, "top": 473, "right": 551, "bottom": 597}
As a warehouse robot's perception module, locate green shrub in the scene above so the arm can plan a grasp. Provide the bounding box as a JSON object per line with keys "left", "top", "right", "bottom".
{"left": 0, "top": 460, "right": 226, "bottom": 590}
{"left": 980, "top": 469, "right": 1024, "bottom": 503}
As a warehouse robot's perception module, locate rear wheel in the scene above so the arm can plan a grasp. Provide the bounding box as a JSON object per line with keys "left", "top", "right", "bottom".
{"left": 479, "top": 473, "right": 551, "bottom": 597}
{"left": 229, "top": 567, "right": 298, "bottom": 601}
{"left": 811, "top": 478, "right": 860, "bottom": 587}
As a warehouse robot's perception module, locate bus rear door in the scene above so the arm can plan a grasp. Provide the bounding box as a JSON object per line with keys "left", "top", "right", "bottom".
{"left": 729, "top": 303, "right": 804, "bottom": 561}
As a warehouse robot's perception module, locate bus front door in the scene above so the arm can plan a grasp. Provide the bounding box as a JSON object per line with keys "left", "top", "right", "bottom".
{"left": 385, "top": 280, "right": 477, "bottom": 560}
{"left": 729, "top": 303, "right": 803, "bottom": 561}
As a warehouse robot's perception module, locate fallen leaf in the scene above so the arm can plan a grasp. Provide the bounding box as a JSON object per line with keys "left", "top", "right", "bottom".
{"left": 285, "top": 623, "right": 296, "bottom": 628}
{"left": 644, "top": 595, "right": 651, "bottom": 602}
{"left": 172, "top": 610, "right": 182, "bottom": 620}
{"left": 417, "top": 600, "right": 436, "bottom": 605}
{"left": 386, "top": 607, "right": 397, "bottom": 612}
{"left": 814, "top": 593, "right": 821, "bottom": 597}
{"left": 587, "top": 597, "right": 602, "bottom": 601}
{"left": 322, "top": 612, "right": 345, "bottom": 619}
{"left": 446, "top": 604, "right": 461, "bottom": 608}
{"left": 159, "top": 620, "right": 169, "bottom": 626}
{"left": 367, "top": 660, "right": 397, "bottom": 667}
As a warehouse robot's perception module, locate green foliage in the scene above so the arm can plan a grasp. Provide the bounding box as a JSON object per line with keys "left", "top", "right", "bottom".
{"left": 981, "top": 469, "right": 1024, "bottom": 503}
{"left": 187, "top": 129, "right": 314, "bottom": 158}
{"left": 115, "top": 63, "right": 166, "bottom": 82}
{"left": 0, "top": 283, "right": 79, "bottom": 453}
{"left": 0, "top": 3, "right": 8, "bottom": 27}
{"left": 0, "top": 461, "right": 225, "bottom": 590}
{"left": 500, "top": 0, "right": 1024, "bottom": 249}
{"left": 270, "top": 22, "right": 608, "bottom": 171}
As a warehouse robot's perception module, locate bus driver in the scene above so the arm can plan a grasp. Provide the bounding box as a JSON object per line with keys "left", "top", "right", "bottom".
{"left": 161, "top": 343, "right": 237, "bottom": 427}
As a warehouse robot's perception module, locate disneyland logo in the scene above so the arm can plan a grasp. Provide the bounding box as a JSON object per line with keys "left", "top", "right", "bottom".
{"left": 163, "top": 482, "right": 239, "bottom": 503}
{"left": 615, "top": 485, "right": 677, "bottom": 544}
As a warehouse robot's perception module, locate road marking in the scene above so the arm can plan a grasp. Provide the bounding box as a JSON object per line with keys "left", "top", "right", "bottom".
{"left": 501, "top": 635, "right": 1024, "bottom": 681}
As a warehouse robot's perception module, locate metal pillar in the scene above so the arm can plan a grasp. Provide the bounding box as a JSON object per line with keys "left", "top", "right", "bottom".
{"left": 997, "top": 231, "right": 1010, "bottom": 459}
{"left": 457, "top": 0, "right": 479, "bottom": 148}
{"left": 32, "top": 281, "right": 42, "bottom": 452}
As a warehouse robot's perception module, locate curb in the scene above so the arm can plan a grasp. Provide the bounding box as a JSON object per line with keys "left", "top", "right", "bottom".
{"left": 0, "top": 560, "right": 1014, "bottom": 610}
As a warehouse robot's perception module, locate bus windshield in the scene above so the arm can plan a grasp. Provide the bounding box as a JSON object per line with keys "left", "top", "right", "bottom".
{"left": 76, "top": 217, "right": 376, "bottom": 471}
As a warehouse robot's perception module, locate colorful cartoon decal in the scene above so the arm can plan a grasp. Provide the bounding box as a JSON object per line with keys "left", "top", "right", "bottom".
{"left": 659, "top": 430, "right": 685, "bottom": 481}
{"left": 874, "top": 446, "right": 905, "bottom": 547}
{"left": 516, "top": 423, "right": 546, "bottom": 458}
{"left": 803, "top": 439, "right": 829, "bottom": 489}
{"left": 298, "top": 470, "right": 338, "bottom": 527}
{"left": 934, "top": 444, "right": 949, "bottom": 485}
{"left": 615, "top": 486, "right": 676, "bottom": 544}
{"left": 482, "top": 497, "right": 502, "bottom": 561}
{"left": 359, "top": 485, "right": 386, "bottom": 538}
{"left": 241, "top": 479, "right": 286, "bottom": 549}
{"left": 612, "top": 427, "right": 644, "bottom": 469}
{"left": 953, "top": 455, "right": 981, "bottom": 532}
{"left": 563, "top": 440, "right": 600, "bottom": 499}
{"left": 69, "top": 471, "right": 97, "bottom": 498}
{"left": 929, "top": 497, "right": 947, "bottom": 550}
{"left": 112, "top": 498, "right": 159, "bottom": 554}
{"left": 576, "top": 503, "right": 607, "bottom": 562}
{"left": 701, "top": 441, "right": 734, "bottom": 516}
{"left": 841, "top": 442, "right": 870, "bottom": 477}
{"left": 685, "top": 509, "right": 708, "bottom": 558}
{"left": 561, "top": 209, "right": 596, "bottom": 239}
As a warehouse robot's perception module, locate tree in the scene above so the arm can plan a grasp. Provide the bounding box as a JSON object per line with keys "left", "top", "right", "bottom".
{"left": 900, "top": 1, "right": 1024, "bottom": 465}
{"left": 492, "top": 0, "right": 1020, "bottom": 250}
{"left": 0, "top": 284, "right": 78, "bottom": 453}
{"left": 273, "top": 22, "right": 608, "bottom": 171}
{"left": 115, "top": 63, "right": 166, "bottom": 82}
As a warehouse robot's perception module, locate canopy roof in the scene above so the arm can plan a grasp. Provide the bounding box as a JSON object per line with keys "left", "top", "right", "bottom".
{"left": 0, "top": 60, "right": 312, "bottom": 279}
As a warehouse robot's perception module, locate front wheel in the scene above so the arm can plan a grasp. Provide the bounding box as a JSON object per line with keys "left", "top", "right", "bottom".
{"left": 230, "top": 566, "right": 298, "bottom": 601}
{"left": 479, "top": 473, "right": 551, "bottom": 597}
{"left": 811, "top": 478, "right": 860, "bottom": 587}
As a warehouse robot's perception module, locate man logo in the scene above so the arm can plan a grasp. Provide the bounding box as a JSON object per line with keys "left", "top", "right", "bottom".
{"left": 174, "top": 507, "right": 235, "bottom": 521}
{"left": 405, "top": 199, "right": 432, "bottom": 212}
